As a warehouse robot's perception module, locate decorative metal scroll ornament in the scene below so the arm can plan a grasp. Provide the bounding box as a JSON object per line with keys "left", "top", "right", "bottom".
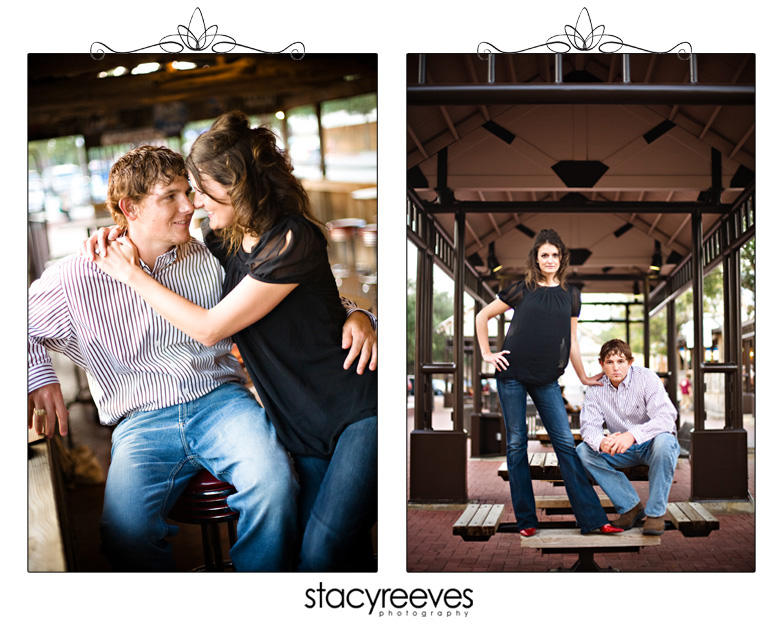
{"left": 91, "top": 7, "right": 305, "bottom": 59}
{"left": 478, "top": 7, "right": 691, "bottom": 60}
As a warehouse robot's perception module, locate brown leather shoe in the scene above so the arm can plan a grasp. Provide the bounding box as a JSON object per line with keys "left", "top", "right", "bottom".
{"left": 643, "top": 514, "right": 666, "bottom": 535}
{"left": 612, "top": 502, "right": 645, "bottom": 530}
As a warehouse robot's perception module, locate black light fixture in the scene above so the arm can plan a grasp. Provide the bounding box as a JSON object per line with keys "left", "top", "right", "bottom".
{"left": 633, "top": 280, "right": 640, "bottom": 296}
{"left": 613, "top": 223, "right": 634, "bottom": 238}
{"left": 482, "top": 121, "right": 516, "bottom": 145}
{"left": 407, "top": 165, "right": 429, "bottom": 189}
{"left": 515, "top": 224, "right": 536, "bottom": 238}
{"left": 666, "top": 250, "right": 684, "bottom": 266}
{"left": 643, "top": 120, "right": 676, "bottom": 144}
{"left": 650, "top": 241, "right": 663, "bottom": 272}
{"left": 552, "top": 161, "right": 609, "bottom": 188}
{"left": 730, "top": 164, "right": 754, "bottom": 189}
{"left": 568, "top": 248, "right": 592, "bottom": 266}
{"left": 467, "top": 252, "right": 484, "bottom": 268}
{"left": 487, "top": 242, "right": 502, "bottom": 273}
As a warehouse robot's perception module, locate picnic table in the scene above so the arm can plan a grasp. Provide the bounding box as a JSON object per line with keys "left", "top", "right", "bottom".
{"left": 453, "top": 452, "right": 717, "bottom": 571}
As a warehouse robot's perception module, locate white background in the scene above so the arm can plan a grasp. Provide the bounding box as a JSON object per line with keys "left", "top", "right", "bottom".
{"left": 7, "top": 1, "right": 778, "bottom": 624}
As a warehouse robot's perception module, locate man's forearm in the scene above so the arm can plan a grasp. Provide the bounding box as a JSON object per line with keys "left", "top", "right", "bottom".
{"left": 579, "top": 399, "right": 606, "bottom": 452}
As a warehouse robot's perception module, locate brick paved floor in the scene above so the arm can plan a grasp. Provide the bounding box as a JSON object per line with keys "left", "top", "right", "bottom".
{"left": 407, "top": 452, "right": 755, "bottom": 572}
{"left": 407, "top": 401, "right": 756, "bottom": 573}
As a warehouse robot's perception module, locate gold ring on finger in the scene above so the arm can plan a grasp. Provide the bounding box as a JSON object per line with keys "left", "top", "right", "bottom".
{"left": 34, "top": 408, "right": 47, "bottom": 417}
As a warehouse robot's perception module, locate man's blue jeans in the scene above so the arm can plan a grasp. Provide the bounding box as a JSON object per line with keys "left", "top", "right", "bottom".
{"left": 576, "top": 434, "right": 680, "bottom": 518}
{"left": 497, "top": 378, "right": 609, "bottom": 533}
{"left": 294, "top": 414, "right": 377, "bottom": 571}
{"left": 99, "top": 382, "right": 298, "bottom": 571}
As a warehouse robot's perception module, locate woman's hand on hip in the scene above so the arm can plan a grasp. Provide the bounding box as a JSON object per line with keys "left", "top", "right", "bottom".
{"left": 482, "top": 350, "right": 510, "bottom": 371}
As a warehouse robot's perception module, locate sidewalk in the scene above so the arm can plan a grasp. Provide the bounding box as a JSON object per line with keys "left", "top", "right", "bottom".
{"left": 406, "top": 397, "right": 755, "bottom": 572}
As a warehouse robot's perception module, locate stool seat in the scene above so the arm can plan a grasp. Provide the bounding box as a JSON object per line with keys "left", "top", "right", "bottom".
{"left": 169, "top": 469, "right": 238, "bottom": 571}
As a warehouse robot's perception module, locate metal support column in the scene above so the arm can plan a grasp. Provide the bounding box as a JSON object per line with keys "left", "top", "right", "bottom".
{"left": 472, "top": 300, "right": 482, "bottom": 417}
{"left": 624, "top": 302, "right": 631, "bottom": 346}
{"left": 453, "top": 211, "right": 466, "bottom": 434}
{"left": 315, "top": 102, "right": 327, "bottom": 178}
{"left": 667, "top": 300, "right": 679, "bottom": 414}
{"left": 414, "top": 245, "right": 434, "bottom": 431}
{"left": 725, "top": 250, "right": 744, "bottom": 428}
{"left": 643, "top": 275, "right": 651, "bottom": 368}
{"left": 689, "top": 209, "right": 748, "bottom": 500}
{"left": 691, "top": 210, "right": 705, "bottom": 431}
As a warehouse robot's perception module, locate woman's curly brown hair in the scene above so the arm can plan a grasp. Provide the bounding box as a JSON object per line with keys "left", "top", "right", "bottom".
{"left": 524, "top": 229, "right": 570, "bottom": 290}
{"left": 186, "top": 111, "right": 321, "bottom": 254}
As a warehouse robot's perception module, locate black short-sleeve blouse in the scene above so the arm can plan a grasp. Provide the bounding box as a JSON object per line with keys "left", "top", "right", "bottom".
{"left": 495, "top": 281, "right": 581, "bottom": 386}
{"left": 203, "top": 214, "right": 377, "bottom": 459}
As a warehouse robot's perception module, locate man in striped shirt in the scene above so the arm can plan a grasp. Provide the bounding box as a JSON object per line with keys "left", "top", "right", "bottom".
{"left": 577, "top": 339, "right": 680, "bottom": 535}
{"left": 28, "top": 145, "right": 377, "bottom": 570}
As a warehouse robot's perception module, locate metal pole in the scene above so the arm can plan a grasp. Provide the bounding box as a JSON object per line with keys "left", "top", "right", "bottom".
{"left": 488, "top": 53, "right": 496, "bottom": 84}
{"left": 473, "top": 300, "right": 482, "bottom": 416}
{"left": 554, "top": 54, "right": 563, "bottom": 84}
{"left": 691, "top": 210, "right": 705, "bottom": 430}
{"left": 622, "top": 54, "right": 631, "bottom": 83}
{"left": 415, "top": 243, "right": 434, "bottom": 430}
{"left": 725, "top": 250, "right": 744, "bottom": 429}
{"left": 690, "top": 53, "right": 698, "bottom": 84}
{"left": 643, "top": 275, "right": 651, "bottom": 368}
{"left": 418, "top": 54, "right": 426, "bottom": 84}
{"left": 315, "top": 102, "right": 327, "bottom": 179}
{"left": 625, "top": 303, "right": 631, "bottom": 346}
{"left": 667, "top": 300, "right": 679, "bottom": 415}
{"left": 453, "top": 212, "right": 466, "bottom": 433}
{"left": 711, "top": 148, "right": 723, "bottom": 207}
{"left": 423, "top": 199, "right": 732, "bottom": 214}
{"left": 407, "top": 83, "right": 754, "bottom": 106}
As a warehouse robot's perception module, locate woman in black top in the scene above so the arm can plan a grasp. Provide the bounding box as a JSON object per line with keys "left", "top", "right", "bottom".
{"left": 93, "top": 112, "right": 377, "bottom": 571}
{"left": 476, "top": 229, "right": 622, "bottom": 537}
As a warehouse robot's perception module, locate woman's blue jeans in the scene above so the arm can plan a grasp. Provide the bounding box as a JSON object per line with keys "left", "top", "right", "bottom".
{"left": 496, "top": 378, "right": 609, "bottom": 533}
{"left": 99, "top": 383, "right": 298, "bottom": 571}
{"left": 293, "top": 414, "right": 377, "bottom": 571}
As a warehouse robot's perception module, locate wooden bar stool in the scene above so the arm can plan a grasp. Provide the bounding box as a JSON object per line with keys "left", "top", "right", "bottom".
{"left": 168, "top": 470, "right": 238, "bottom": 571}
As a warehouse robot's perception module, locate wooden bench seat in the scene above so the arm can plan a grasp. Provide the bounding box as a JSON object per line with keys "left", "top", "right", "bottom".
{"left": 451, "top": 498, "right": 720, "bottom": 571}
{"left": 534, "top": 428, "right": 582, "bottom": 443}
{"left": 520, "top": 528, "right": 662, "bottom": 549}
{"left": 535, "top": 494, "right": 615, "bottom": 514}
{"left": 452, "top": 504, "right": 505, "bottom": 541}
{"left": 520, "top": 528, "right": 661, "bottom": 571}
{"left": 498, "top": 453, "right": 650, "bottom": 482}
{"left": 666, "top": 502, "right": 720, "bottom": 537}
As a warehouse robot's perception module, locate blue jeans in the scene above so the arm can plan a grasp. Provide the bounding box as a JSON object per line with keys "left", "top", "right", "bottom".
{"left": 99, "top": 382, "right": 298, "bottom": 571}
{"left": 496, "top": 378, "right": 609, "bottom": 533}
{"left": 577, "top": 434, "right": 680, "bottom": 518}
{"left": 294, "top": 415, "right": 377, "bottom": 571}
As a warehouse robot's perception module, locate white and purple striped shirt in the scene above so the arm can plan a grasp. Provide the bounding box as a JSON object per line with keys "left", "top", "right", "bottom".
{"left": 580, "top": 365, "right": 677, "bottom": 452}
{"left": 28, "top": 239, "right": 248, "bottom": 425}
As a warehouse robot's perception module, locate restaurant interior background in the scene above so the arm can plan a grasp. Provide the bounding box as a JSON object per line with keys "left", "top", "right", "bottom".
{"left": 27, "top": 52, "right": 378, "bottom": 571}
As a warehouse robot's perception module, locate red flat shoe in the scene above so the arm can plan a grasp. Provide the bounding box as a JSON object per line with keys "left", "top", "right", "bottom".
{"left": 520, "top": 528, "right": 537, "bottom": 537}
{"left": 598, "top": 524, "right": 624, "bottom": 534}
